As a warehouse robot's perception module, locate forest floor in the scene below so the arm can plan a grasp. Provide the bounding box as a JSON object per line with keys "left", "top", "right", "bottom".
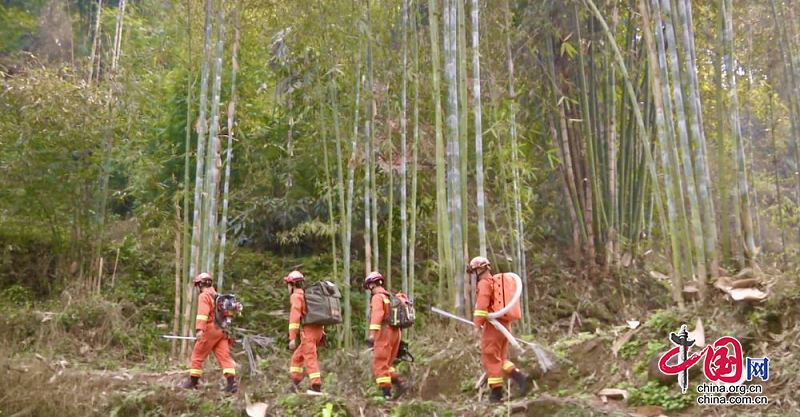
{"left": 1, "top": 258, "right": 798, "bottom": 417}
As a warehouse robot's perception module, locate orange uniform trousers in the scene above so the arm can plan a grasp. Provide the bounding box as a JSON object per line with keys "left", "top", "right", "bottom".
{"left": 373, "top": 325, "right": 402, "bottom": 388}
{"left": 290, "top": 324, "right": 324, "bottom": 385}
{"left": 190, "top": 326, "right": 236, "bottom": 378}
{"left": 481, "top": 320, "right": 516, "bottom": 388}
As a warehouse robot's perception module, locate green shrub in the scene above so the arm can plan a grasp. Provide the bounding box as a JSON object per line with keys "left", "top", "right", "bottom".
{"left": 629, "top": 381, "right": 694, "bottom": 411}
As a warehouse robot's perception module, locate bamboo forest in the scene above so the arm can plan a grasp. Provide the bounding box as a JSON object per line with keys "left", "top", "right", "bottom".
{"left": 2, "top": 0, "right": 800, "bottom": 415}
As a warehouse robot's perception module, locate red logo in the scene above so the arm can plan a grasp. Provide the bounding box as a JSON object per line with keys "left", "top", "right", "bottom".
{"left": 659, "top": 335, "right": 744, "bottom": 384}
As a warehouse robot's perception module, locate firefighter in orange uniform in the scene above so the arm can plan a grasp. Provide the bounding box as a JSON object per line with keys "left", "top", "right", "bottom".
{"left": 468, "top": 257, "right": 530, "bottom": 403}
{"left": 285, "top": 270, "right": 325, "bottom": 394}
{"left": 365, "top": 271, "right": 408, "bottom": 399}
{"left": 181, "top": 272, "right": 238, "bottom": 393}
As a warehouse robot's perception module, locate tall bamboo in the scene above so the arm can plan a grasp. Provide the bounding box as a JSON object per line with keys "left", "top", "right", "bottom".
{"left": 331, "top": 81, "right": 351, "bottom": 346}
{"left": 386, "top": 119, "right": 394, "bottom": 289}
{"left": 457, "top": 0, "right": 470, "bottom": 309}
{"left": 321, "top": 103, "right": 338, "bottom": 285}
{"left": 660, "top": 0, "right": 706, "bottom": 293}
{"left": 409, "top": 2, "right": 420, "bottom": 299}
{"left": 471, "top": 0, "right": 487, "bottom": 258}
{"left": 429, "top": 0, "right": 450, "bottom": 303}
{"left": 721, "top": 0, "right": 757, "bottom": 268}
{"left": 714, "top": 0, "right": 730, "bottom": 264}
{"left": 362, "top": 1, "right": 373, "bottom": 340}
{"left": 185, "top": 0, "right": 214, "bottom": 354}
{"left": 400, "top": 0, "right": 409, "bottom": 295}
{"left": 584, "top": 0, "right": 680, "bottom": 307}
{"left": 574, "top": 6, "right": 598, "bottom": 271}
{"left": 677, "top": 0, "right": 719, "bottom": 279}
{"left": 505, "top": 0, "right": 528, "bottom": 326}
{"left": 445, "top": 0, "right": 465, "bottom": 313}
{"left": 201, "top": 0, "right": 226, "bottom": 275}
{"left": 217, "top": 11, "right": 239, "bottom": 290}
{"left": 180, "top": 0, "right": 194, "bottom": 357}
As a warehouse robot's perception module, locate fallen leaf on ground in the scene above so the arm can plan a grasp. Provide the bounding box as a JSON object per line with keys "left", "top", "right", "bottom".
{"left": 596, "top": 388, "right": 628, "bottom": 400}
{"left": 612, "top": 328, "right": 640, "bottom": 357}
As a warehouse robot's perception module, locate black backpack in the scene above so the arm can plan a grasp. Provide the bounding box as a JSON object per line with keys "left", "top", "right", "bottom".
{"left": 303, "top": 281, "right": 343, "bottom": 326}
{"left": 385, "top": 293, "right": 415, "bottom": 329}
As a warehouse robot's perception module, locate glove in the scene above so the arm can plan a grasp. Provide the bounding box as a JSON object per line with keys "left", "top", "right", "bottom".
{"left": 320, "top": 333, "right": 328, "bottom": 347}
{"left": 366, "top": 338, "right": 374, "bottom": 348}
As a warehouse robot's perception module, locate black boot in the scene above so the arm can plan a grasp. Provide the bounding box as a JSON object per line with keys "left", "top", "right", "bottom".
{"left": 392, "top": 379, "right": 408, "bottom": 400}
{"left": 181, "top": 376, "right": 199, "bottom": 390}
{"left": 225, "top": 376, "right": 238, "bottom": 394}
{"left": 381, "top": 387, "right": 392, "bottom": 399}
{"left": 488, "top": 387, "right": 503, "bottom": 403}
{"left": 310, "top": 384, "right": 322, "bottom": 393}
{"left": 285, "top": 381, "right": 300, "bottom": 394}
{"left": 511, "top": 369, "right": 531, "bottom": 397}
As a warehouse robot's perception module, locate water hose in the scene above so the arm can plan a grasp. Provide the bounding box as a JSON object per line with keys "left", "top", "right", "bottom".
{"left": 485, "top": 273, "right": 554, "bottom": 373}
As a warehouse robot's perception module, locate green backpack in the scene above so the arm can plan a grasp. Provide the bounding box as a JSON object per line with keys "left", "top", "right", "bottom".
{"left": 385, "top": 293, "right": 415, "bottom": 329}
{"left": 303, "top": 281, "right": 343, "bottom": 326}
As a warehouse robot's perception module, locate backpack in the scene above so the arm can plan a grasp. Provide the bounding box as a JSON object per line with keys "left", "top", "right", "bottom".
{"left": 385, "top": 293, "right": 415, "bottom": 329}
{"left": 303, "top": 281, "right": 343, "bottom": 326}
{"left": 489, "top": 273, "right": 521, "bottom": 322}
{"left": 213, "top": 294, "right": 243, "bottom": 329}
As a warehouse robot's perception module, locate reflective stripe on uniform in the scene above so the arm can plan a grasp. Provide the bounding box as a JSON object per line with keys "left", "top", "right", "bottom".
{"left": 309, "top": 372, "right": 321, "bottom": 379}
{"left": 369, "top": 324, "right": 381, "bottom": 331}
{"left": 487, "top": 377, "right": 504, "bottom": 385}
{"left": 196, "top": 314, "right": 209, "bottom": 321}
{"left": 288, "top": 323, "right": 301, "bottom": 330}
{"left": 503, "top": 361, "right": 516, "bottom": 372}
{"left": 389, "top": 367, "right": 396, "bottom": 373}
{"left": 189, "top": 368, "right": 203, "bottom": 376}
{"left": 290, "top": 366, "right": 303, "bottom": 374}
{"left": 223, "top": 368, "right": 236, "bottom": 375}
{"left": 383, "top": 298, "right": 390, "bottom": 304}
{"left": 376, "top": 376, "right": 392, "bottom": 384}
{"left": 473, "top": 310, "right": 488, "bottom": 317}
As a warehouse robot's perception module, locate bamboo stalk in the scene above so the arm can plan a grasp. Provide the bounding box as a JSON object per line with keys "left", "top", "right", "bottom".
{"left": 409, "top": 2, "right": 420, "bottom": 300}
{"left": 400, "top": 0, "right": 409, "bottom": 295}
{"left": 472, "top": 0, "right": 487, "bottom": 258}
{"left": 217, "top": 9, "right": 239, "bottom": 291}
{"left": 429, "top": 0, "right": 450, "bottom": 304}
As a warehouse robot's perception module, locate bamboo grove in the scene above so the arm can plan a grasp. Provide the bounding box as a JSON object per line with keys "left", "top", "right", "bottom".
{"left": 4, "top": 0, "right": 800, "bottom": 351}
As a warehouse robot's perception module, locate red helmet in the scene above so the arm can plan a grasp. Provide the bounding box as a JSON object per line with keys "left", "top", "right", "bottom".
{"left": 194, "top": 272, "right": 213, "bottom": 286}
{"left": 467, "top": 256, "right": 491, "bottom": 273}
{"left": 363, "top": 271, "right": 384, "bottom": 289}
{"left": 284, "top": 270, "right": 305, "bottom": 284}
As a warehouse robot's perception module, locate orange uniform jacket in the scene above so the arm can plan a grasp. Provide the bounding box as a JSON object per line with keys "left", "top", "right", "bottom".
{"left": 189, "top": 287, "right": 236, "bottom": 378}
{"left": 473, "top": 275, "right": 517, "bottom": 388}
{"left": 369, "top": 288, "right": 402, "bottom": 388}
{"left": 288, "top": 288, "right": 324, "bottom": 385}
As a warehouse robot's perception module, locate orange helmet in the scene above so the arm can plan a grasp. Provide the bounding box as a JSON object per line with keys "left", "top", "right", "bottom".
{"left": 466, "top": 256, "right": 491, "bottom": 273}
{"left": 194, "top": 272, "right": 213, "bottom": 286}
{"left": 363, "top": 271, "right": 384, "bottom": 289}
{"left": 284, "top": 270, "right": 305, "bottom": 284}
